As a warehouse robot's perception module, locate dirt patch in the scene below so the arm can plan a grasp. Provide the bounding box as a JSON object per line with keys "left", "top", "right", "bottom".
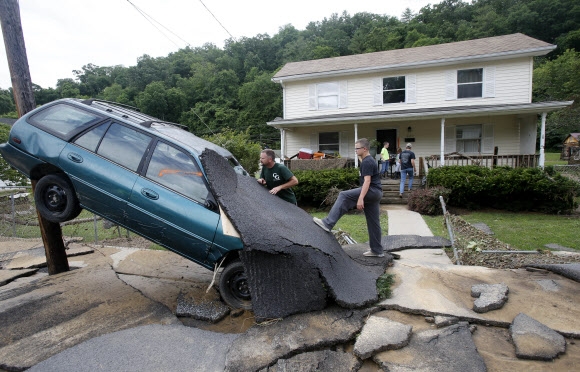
{"left": 446, "top": 214, "right": 580, "bottom": 269}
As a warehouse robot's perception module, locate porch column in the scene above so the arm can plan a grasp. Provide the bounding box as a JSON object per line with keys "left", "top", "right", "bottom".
{"left": 539, "top": 112, "right": 547, "bottom": 168}
{"left": 440, "top": 118, "right": 446, "bottom": 166}
{"left": 354, "top": 123, "right": 359, "bottom": 168}
{"left": 280, "top": 128, "right": 286, "bottom": 160}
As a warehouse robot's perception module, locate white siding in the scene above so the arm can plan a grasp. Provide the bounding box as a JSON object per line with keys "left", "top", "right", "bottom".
{"left": 282, "top": 57, "right": 533, "bottom": 120}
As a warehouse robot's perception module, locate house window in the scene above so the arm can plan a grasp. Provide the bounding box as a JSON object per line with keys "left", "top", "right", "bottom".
{"left": 457, "top": 68, "right": 483, "bottom": 99}
{"left": 456, "top": 125, "right": 482, "bottom": 153}
{"left": 319, "top": 132, "right": 339, "bottom": 152}
{"left": 309, "top": 81, "right": 347, "bottom": 110}
{"left": 383, "top": 76, "right": 406, "bottom": 104}
{"left": 317, "top": 83, "right": 339, "bottom": 109}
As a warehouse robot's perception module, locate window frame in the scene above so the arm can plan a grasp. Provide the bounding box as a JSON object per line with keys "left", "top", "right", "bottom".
{"left": 309, "top": 81, "right": 347, "bottom": 110}
{"left": 457, "top": 68, "right": 483, "bottom": 99}
{"left": 318, "top": 131, "right": 340, "bottom": 153}
{"left": 455, "top": 124, "right": 482, "bottom": 153}
{"left": 382, "top": 76, "right": 406, "bottom": 104}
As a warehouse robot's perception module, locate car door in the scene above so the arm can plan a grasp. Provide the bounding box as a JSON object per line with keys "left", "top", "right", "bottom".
{"left": 59, "top": 122, "right": 152, "bottom": 224}
{"left": 126, "top": 140, "right": 220, "bottom": 267}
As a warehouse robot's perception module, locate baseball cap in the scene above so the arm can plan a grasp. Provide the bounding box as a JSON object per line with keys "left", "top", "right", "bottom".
{"left": 406, "top": 143, "right": 412, "bottom": 148}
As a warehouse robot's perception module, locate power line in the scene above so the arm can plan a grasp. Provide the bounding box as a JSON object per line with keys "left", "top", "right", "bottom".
{"left": 125, "top": 0, "right": 192, "bottom": 49}
{"left": 198, "top": 0, "right": 235, "bottom": 40}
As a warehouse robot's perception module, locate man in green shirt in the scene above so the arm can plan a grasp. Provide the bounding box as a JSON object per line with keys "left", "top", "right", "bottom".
{"left": 258, "top": 149, "right": 299, "bottom": 205}
{"left": 379, "top": 141, "right": 390, "bottom": 178}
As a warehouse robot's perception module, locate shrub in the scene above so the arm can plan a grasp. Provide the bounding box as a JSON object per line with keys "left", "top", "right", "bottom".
{"left": 427, "top": 165, "right": 580, "bottom": 214}
{"left": 408, "top": 186, "right": 452, "bottom": 215}
{"left": 293, "top": 168, "right": 359, "bottom": 206}
{"left": 203, "top": 128, "right": 261, "bottom": 175}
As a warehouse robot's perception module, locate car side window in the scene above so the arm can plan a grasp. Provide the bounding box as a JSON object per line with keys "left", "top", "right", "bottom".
{"left": 145, "top": 142, "right": 209, "bottom": 203}
{"left": 29, "top": 103, "right": 104, "bottom": 137}
{"left": 97, "top": 123, "right": 151, "bottom": 172}
{"left": 73, "top": 122, "right": 109, "bottom": 151}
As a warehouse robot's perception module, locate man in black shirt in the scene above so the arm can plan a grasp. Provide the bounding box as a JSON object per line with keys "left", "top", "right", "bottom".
{"left": 399, "top": 143, "right": 416, "bottom": 197}
{"left": 313, "top": 138, "right": 384, "bottom": 257}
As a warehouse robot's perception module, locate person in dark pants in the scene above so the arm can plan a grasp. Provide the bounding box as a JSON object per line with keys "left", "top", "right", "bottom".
{"left": 399, "top": 143, "right": 416, "bottom": 197}
{"left": 258, "top": 149, "right": 299, "bottom": 205}
{"left": 313, "top": 138, "right": 384, "bottom": 257}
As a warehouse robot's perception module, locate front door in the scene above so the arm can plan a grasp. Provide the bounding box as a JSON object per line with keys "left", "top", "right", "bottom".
{"left": 376, "top": 129, "right": 397, "bottom": 155}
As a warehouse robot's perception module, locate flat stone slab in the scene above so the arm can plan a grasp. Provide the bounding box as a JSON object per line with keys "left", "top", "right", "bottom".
{"left": 259, "top": 349, "right": 361, "bottom": 372}
{"left": 354, "top": 315, "right": 412, "bottom": 359}
{"left": 175, "top": 291, "right": 230, "bottom": 323}
{"left": 28, "top": 324, "right": 239, "bottom": 372}
{"left": 0, "top": 268, "right": 37, "bottom": 286}
{"left": 383, "top": 235, "right": 451, "bottom": 252}
{"left": 2, "top": 244, "right": 94, "bottom": 270}
{"left": 0, "top": 251, "right": 178, "bottom": 370}
{"left": 380, "top": 261, "right": 580, "bottom": 337}
{"left": 224, "top": 307, "right": 368, "bottom": 372}
{"left": 373, "top": 322, "right": 486, "bottom": 371}
{"left": 387, "top": 209, "right": 433, "bottom": 236}
{"left": 112, "top": 249, "right": 214, "bottom": 283}
{"left": 525, "top": 263, "right": 580, "bottom": 283}
{"left": 471, "top": 283, "right": 509, "bottom": 313}
{"left": 510, "top": 313, "right": 566, "bottom": 361}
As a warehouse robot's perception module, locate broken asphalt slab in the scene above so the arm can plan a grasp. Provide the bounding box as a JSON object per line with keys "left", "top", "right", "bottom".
{"left": 373, "top": 321, "right": 487, "bottom": 371}
{"left": 28, "top": 324, "right": 239, "bottom": 372}
{"left": 380, "top": 250, "right": 580, "bottom": 337}
{"left": 0, "top": 248, "right": 179, "bottom": 370}
{"left": 525, "top": 263, "right": 580, "bottom": 283}
{"left": 201, "top": 149, "right": 389, "bottom": 319}
{"left": 382, "top": 234, "right": 451, "bottom": 252}
{"left": 510, "top": 313, "right": 566, "bottom": 361}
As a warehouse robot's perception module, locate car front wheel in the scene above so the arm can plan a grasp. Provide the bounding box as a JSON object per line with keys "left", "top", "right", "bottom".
{"left": 34, "top": 174, "right": 82, "bottom": 223}
{"left": 218, "top": 260, "right": 252, "bottom": 310}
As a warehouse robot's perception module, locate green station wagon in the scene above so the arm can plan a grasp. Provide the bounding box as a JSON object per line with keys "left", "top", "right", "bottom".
{"left": 0, "top": 98, "right": 251, "bottom": 309}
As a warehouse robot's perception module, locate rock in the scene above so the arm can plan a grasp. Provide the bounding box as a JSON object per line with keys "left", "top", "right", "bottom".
{"left": 260, "top": 349, "right": 361, "bottom": 372}
{"left": 434, "top": 315, "right": 459, "bottom": 328}
{"left": 471, "top": 283, "right": 509, "bottom": 313}
{"left": 472, "top": 222, "right": 494, "bottom": 235}
{"left": 510, "top": 313, "right": 566, "bottom": 361}
{"left": 374, "top": 322, "right": 486, "bottom": 371}
{"left": 353, "top": 316, "right": 412, "bottom": 359}
{"left": 175, "top": 291, "right": 230, "bottom": 323}
{"left": 224, "top": 307, "right": 367, "bottom": 372}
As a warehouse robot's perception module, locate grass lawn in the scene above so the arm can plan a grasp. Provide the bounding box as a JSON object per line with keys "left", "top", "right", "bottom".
{"left": 310, "top": 210, "right": 388, "bottom": 243}
{"left": 544, "top": 151, "right": 567, "bottom": 166}
{"left": 423, "top": 210, "right": 580, "bottom": 251}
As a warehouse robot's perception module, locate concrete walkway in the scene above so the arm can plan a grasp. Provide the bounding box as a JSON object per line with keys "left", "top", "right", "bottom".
{"left": 385, "top": 204, "right": 434, "bottom": 236}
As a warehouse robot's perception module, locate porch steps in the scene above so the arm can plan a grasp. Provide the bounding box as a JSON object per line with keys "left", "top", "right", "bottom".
{"left": 380, "top": 177, "right": 421, "bottom": 205}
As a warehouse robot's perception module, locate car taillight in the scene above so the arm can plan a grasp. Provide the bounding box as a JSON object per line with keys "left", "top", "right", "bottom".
{"left": 12, "top": 137, "right": 21, "bottom": 144}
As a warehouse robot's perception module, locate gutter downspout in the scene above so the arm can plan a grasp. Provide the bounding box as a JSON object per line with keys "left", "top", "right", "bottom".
{"left": 354, "top": 123, "right": 359, "bottom": 168}
{"left": 440, "top": 118, "right": 446, "bottom": 166}
{"left": 539, "top": 112, "right": 546, "bottom": 168}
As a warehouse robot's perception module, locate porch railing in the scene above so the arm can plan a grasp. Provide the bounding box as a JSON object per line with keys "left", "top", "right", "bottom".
{"left": 423, "top": 153, "right": 540, "bottom": 171}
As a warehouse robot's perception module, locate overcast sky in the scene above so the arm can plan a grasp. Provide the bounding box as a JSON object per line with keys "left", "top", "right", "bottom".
{"left": 1, "top": 0, "right": 435, "bottom": 89}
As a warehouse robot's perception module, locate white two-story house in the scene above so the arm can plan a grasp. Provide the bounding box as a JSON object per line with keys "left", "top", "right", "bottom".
{"left": 268, "top": 33, "right": 572, "bottom": 170}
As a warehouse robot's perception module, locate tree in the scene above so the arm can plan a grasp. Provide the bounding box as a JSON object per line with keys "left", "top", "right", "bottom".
{"left": 203, "top": 128, "right": 262, "bottom": 175}
{"left": 0, "top": 89, "right": 15, "bottom": 115}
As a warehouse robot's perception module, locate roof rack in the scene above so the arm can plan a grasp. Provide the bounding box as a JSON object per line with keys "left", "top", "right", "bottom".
{"left": 81, "top": 98, "right": 186, "bottom": 130}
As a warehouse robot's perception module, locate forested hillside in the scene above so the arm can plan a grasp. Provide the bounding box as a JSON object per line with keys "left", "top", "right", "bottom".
{"left": 1, "top": 0, "right": 579, "bottom": 149}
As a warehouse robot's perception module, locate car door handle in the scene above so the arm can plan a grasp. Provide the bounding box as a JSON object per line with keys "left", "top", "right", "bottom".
{"left": 141, "top": 188, "right": 159, "bottom": 200}
{"left": 67, "top": 152, "right": 83, "bottom": 163}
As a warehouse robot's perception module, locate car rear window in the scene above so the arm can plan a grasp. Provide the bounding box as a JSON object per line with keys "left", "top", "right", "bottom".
{"left": 29, "top": 103, "right": 103, "bottom": 137}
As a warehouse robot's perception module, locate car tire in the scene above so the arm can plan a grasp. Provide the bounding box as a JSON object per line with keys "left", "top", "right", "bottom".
{"left": 218, "top": 260, "right": 252, "bottom": 310}
{"left": 34, "top": 174, "right": 82, "bottom": 223}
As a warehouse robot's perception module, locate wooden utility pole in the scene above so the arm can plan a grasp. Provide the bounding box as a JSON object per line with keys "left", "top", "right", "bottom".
{"left": 0, "top": 0, "right": 69, "bottom": 274}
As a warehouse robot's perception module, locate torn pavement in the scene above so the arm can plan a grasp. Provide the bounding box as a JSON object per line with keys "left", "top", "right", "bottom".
{"left": 201, "top": 149, "right": 390, "bottom": 319}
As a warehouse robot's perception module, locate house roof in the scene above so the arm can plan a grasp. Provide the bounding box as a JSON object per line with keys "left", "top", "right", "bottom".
{"left": 267, "top": 101, "right": 573, "bottom": 128}
{"left": 273, "top": 33, "right": 555, "bottom": 82}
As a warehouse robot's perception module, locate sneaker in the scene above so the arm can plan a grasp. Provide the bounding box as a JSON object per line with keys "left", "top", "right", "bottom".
{"left": 399, "top": 194, "right": 403, "bottom": 198}
{"left": 363, "top": 250, "right": 385, "bottom": 257}
{"left": 313, "top": 217, "right": 330, "bottom": 232}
